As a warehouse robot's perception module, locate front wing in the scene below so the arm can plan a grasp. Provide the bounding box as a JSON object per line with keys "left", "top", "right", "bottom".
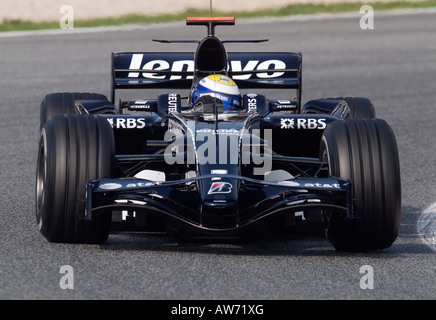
{"left": 85, "top": 175, "right": 352, "bottom": 235}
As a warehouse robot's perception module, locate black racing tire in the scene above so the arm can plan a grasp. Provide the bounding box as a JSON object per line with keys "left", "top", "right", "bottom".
{"left": 344, "top": 97, "right": 375, "bottom": 119}
{"left": 39, "top": 92, "right": 108, "bottom": 132}
{"left": 320, "top": 119, "right": 401, "bottom": 251}
{"left": 36, "top": 114, "right": 114, "bottom": 243}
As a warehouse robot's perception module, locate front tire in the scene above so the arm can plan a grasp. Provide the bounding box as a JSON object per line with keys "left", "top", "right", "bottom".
{"left": 39, "top": 92, "right": 108, "bottom": 132}
{"left": 344, "top": 97, "right": 375, "bottom": 119}
{"left": 36, "top": 114, "right": 114, "bottom": 243}
{"left": 320, "top": 119, "right": 401, "bottom": 251}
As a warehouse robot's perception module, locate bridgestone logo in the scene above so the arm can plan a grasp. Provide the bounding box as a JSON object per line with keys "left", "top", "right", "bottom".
{"left": 207, "top": 182, "right": 233, "bottom": 195}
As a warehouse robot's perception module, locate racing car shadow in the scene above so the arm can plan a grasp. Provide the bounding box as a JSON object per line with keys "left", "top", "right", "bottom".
{"left": 99, "top": 205, "right": 430, "bottom": 256}
{"left": 100, "top": 216, "right": 338, "bottom": 255}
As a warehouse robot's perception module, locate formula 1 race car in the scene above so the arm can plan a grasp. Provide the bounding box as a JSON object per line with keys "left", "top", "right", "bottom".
{"left": 36, "top": 16, "right": 401, "bottom": 251}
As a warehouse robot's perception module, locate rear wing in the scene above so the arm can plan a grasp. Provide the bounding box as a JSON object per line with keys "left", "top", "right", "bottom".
{"left": 111, "top": 51, "right": 302, "bottom": 103}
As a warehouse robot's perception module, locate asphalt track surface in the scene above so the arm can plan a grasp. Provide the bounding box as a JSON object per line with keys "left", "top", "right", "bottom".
{"left": 1, "top": 10, "right": 436, "bottom": 301}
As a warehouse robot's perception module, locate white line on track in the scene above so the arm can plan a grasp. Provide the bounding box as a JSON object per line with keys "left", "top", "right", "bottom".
{"left": 1, "top": 7, "right": 435, "bottom": 39}
{"left": 418, "top": 202, "right": 436, "bottom": 251}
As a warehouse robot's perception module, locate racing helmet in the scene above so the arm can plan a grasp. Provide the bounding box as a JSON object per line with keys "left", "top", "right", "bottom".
{"left": 191, "top": 74, "right": 241, "bottom": 111}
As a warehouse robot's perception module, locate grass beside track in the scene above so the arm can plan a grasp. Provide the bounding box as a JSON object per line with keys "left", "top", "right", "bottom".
{"left": 1, "top": 0, "right": 435, "bottom": 32}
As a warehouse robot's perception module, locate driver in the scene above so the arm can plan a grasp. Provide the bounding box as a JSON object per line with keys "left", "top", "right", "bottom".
{"left": 190, "top": 74, "right": 242, "bottom": 112}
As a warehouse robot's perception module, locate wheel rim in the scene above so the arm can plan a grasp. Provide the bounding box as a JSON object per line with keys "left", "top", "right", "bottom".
{"left": 36, "top": 131, "right": 47, "bottom": 230}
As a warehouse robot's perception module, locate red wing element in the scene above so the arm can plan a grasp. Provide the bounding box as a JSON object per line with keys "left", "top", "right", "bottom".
{"left": 186, "top": 17, "right": 235, "bottom": 36}
{"left": 186, "top": 17, "right": 235, "bottom": 24}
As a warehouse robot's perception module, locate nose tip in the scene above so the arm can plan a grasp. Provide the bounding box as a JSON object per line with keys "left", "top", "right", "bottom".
{"left": 201, "top": 200, "right": 238, "bottom": 228}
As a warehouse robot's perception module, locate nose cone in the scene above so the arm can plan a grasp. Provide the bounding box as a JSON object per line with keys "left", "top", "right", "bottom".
{"left": 201, "top": 198, "right": 238, "bottom": 228}
{"left": 199, "top": 175, "right": 239, "bottom": 228}
{"left": 192, "top": 120, "right": 244, "bottom": 228}
{"left": 200, "top": 177, "right": 239, "bottom": 206}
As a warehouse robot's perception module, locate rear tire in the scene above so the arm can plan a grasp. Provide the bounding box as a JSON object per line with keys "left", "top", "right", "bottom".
{"left": 39, "top": 92, "right": 108, "bottom": 132}
{"left": 36, "top": 114, "right": 114, "bottom": 243}
{"left": 320, "top": 119, "right": 401, "bottom": 251}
